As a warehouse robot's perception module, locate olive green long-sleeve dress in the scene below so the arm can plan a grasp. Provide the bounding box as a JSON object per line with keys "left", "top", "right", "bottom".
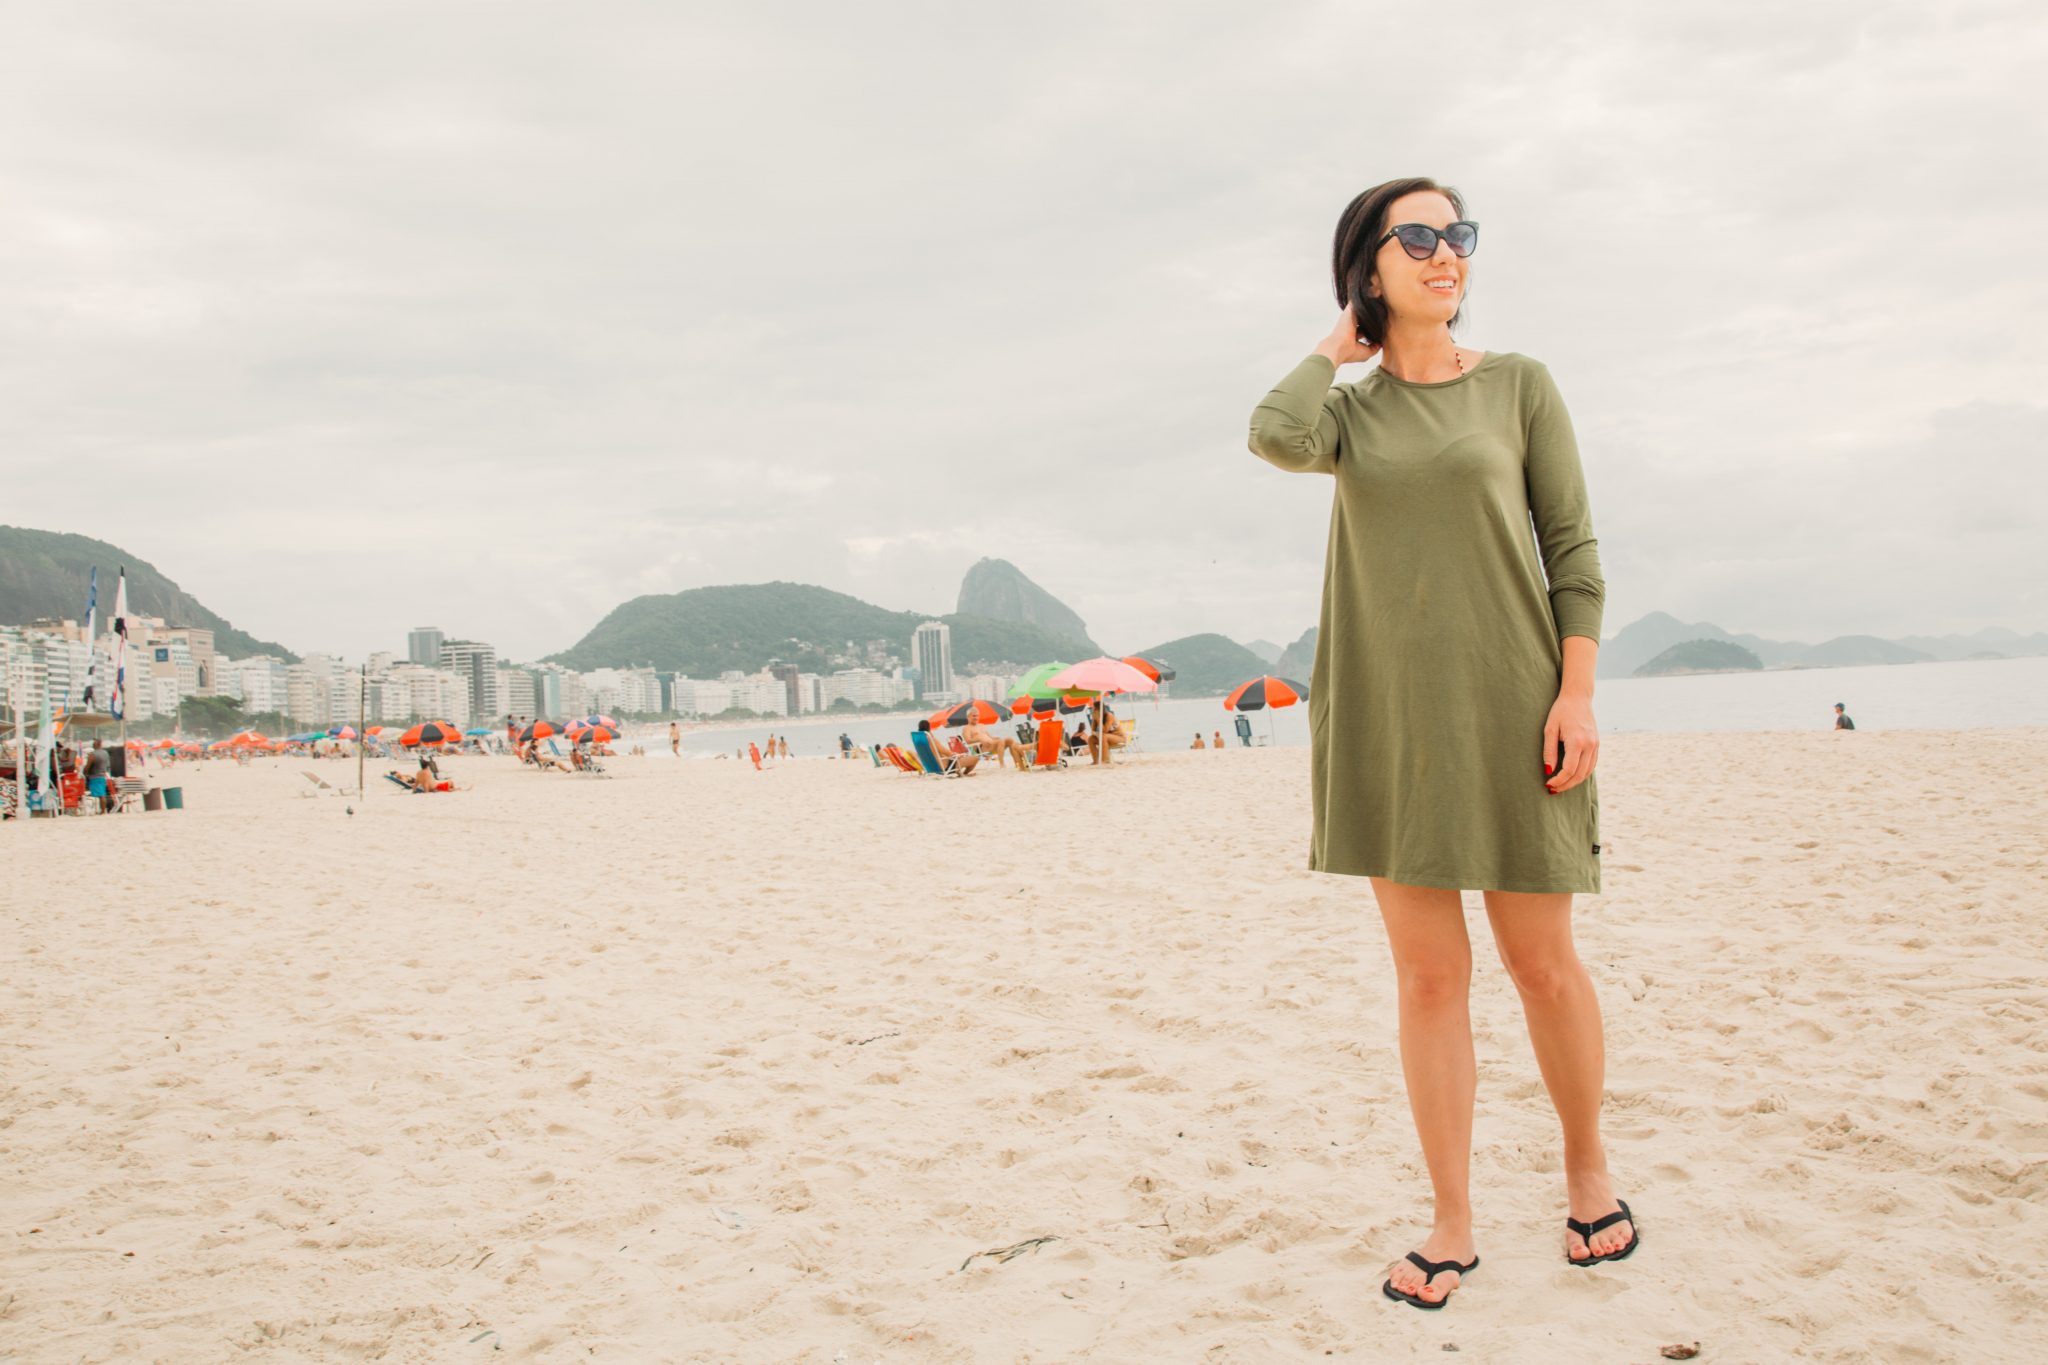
{"left": 1248, "top": 351, "right": 1605, "bottom": 894}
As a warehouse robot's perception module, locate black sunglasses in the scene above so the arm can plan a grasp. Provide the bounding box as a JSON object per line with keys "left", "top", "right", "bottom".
{"left": 1376, "top": 220, "right": 1479, "bottom": 260}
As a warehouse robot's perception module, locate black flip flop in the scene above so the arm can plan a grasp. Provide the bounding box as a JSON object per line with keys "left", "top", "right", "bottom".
{"left": 1381, "top": 1251, "right": 1479, "bottom": 1310}
{"left": 1565, "top": 1198, "right": 1639, "bottom": 1266}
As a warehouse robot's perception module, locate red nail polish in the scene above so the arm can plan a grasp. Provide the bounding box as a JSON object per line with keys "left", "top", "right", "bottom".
{"left": 1544, "top": 765, "right": 1553, "bottom": 775}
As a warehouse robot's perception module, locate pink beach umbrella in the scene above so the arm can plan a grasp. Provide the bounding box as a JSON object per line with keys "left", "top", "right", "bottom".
{"left": 1044, "top": 657, "right": 1157, "bottom": 767}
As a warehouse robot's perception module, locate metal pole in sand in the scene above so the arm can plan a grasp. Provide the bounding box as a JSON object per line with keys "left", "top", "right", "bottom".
{"left": 357, "top": 665, "right": 367, "bottom": 801}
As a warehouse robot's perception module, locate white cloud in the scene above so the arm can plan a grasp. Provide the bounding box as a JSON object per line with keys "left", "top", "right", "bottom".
{"left": 0, "top": 1, "right": 2040, "bottom": 661}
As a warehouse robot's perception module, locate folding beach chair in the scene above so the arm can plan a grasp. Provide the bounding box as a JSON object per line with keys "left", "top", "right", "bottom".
{"left": 886, "top": 745, "right": 920, "bottom": 773}
{"left": 1029, "top": 719, "right": 1068, "bottom": 770}
{"left": 909, "top": 731, "right": 961, "bottom": 777}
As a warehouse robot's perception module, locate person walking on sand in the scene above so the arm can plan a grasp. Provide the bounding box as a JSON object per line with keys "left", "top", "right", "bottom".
{"left": 1248, "top": 177, "right": 1634, "bottom": 1310}
{"left": 778, "top": 736, "right": 790, "bottom": 759}
{"left": 1833, "top": 703, "right": 1855, "bottom": 731}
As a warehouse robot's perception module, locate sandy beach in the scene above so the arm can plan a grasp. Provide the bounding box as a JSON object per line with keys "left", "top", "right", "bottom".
{"left": 4, "top": 728, "right": 2046, "bottom": 1362}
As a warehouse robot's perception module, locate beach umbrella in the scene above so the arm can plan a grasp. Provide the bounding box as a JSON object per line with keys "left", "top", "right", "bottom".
{"left": 152, "top": 738, "right": 178, "bottom": 749}
{"left": 518, "top": 720, "right": 563, "bottom": 744}
{"left": 1120, "top": 655, "right": 1177, "bottom": 685}
{"left": 462, "top": 727, "right": 494, "bottom": 737}
{"left": 1008, "top": 693, "right": 1089, "bottom": 717}
{"left": 566, "top": 724, "right": 616, "bottom": 744}
{"left": 226, "top": 730, "right": 272, "bottom": 748}
{"left": 1045, "top": 658, "right": 1158, "bottom": 767}
{"left": 580, "top": 713, "right": 621, "bottom": 731}
{"left": 1047, "top": 657, "right": 1158, "bottom": 698}
{"left": 928, "top": 698, "right": 1005, "bottom": 728}
{"left": 328, "top": 726, "right": 358, "bottom": 740}
{"left": 1225, "top": 675, "right": 1307, "bottom": 745}
{"left": 1224, "top": 676, "right": 1307, "bottom": 711}
{"left": 1006, "top": 661, "right": 1072, "bottom": 701}
{"left": 399, "top": 721, "right": 461, "bottom": 747}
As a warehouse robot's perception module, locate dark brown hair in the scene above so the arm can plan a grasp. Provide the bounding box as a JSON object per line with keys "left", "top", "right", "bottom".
{"left": 1332, "top": 177, "right": 1468, "bottom": 346}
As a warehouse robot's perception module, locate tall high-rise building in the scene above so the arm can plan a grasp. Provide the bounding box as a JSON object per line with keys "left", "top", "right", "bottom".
{"left": 437, "top": 640, "right": 498, "bottom": 719}
{"left": 407, "top": 626, "right": 445, "bottom": 667}
{"left": 912, "top": 621, "right": 953, "bottom": 700}
{"left": 768, "top": 662, "right": 801, "bottom": 716}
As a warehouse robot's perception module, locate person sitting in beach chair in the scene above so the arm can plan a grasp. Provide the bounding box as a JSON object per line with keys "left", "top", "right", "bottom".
{"left": 961, "top": 718, "right": 1026, "bottom": 771}
{"left": 532, "top": 742, "right": 572, "bottom": 774}
{"left": 913, "top": 720, "right": 979, "bottom": 775}
{"left": 388, "top": 756, "right": 454, "bottom": 792}
{"left": 1067, "top": 719, "right": 1091, "bottom": 756}
{"left": 1084, "top": 708, "right": 1128, "bottom": 764}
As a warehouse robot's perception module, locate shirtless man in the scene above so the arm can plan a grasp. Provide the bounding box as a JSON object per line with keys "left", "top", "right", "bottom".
{"left": 961, "top": 719, "right": 1025, "bottom": 770}
{"left": 669, "top": 721, "right": 680, "bottom": 757}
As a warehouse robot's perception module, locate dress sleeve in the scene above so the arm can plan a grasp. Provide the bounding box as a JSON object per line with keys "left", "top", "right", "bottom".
{"left": 1523, "top": 360, "right": 1606, "bottom": 644}
{"left": 1248, "top": 354, "right": 1344, "bottom": 474}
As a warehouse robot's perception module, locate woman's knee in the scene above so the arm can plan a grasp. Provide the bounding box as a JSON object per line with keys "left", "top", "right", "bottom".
{"left": 1395, "top": 959, "right": 1471, "bottom": 1011}
{"left": 1500, "top": 950, "right": 1586, "bottom": 1003}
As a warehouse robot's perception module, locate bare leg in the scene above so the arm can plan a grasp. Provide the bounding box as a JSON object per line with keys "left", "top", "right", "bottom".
{"left": 1371, "top": 877, "right": 1478, "bottom": 1303}
{"left": 1480, "top": 890, "right": 1633, "bottom": 1260}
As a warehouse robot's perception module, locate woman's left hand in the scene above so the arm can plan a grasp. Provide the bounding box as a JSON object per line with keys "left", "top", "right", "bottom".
{"left": 1543, "top": 693, "right": 1600, "bottom": 794}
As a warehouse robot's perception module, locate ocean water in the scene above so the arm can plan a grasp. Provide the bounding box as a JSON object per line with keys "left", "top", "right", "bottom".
{"left": 655, "top": 655, "right": 2048, "bottom": 760}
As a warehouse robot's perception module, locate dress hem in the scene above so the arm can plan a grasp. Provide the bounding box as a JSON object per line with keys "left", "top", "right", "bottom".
{"left": 1308, "top": 858, "right": 1599, "bottom": 895}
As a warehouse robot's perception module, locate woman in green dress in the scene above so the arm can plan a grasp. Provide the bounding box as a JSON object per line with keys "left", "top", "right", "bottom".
{"left": 1247, "top": 178, "right": 1638, "bottom": 1308}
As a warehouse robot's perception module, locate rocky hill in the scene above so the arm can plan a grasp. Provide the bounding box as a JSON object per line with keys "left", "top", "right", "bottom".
{"left": 955, "top": 558, "right": 1096, "bottom": 652}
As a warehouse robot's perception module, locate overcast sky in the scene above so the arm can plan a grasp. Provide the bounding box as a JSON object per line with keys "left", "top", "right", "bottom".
{"left": 3, "top": 1, "right": 2042, "bottom": 663}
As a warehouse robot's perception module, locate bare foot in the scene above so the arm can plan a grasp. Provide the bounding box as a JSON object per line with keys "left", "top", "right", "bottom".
{"left": 1384, "top": 1226, "right": 1477, "bottom": 1305}
{"left": 1564, "top": 1168, "right": 1636, "bottom": 1261}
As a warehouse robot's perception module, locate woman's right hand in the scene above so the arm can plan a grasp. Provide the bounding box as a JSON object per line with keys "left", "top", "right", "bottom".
{"left": 1313, "top": 303, "right": 1382, "bottom": 368}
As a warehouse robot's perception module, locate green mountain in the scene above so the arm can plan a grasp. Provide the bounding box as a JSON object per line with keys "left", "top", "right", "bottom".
{"left": 956, "top": 558, "right": 1097, "bottom": 652}
{"left": 1275, "top": 626, "right": 1317, "bottom": 679}
{"left": 548, "top": 581, "right": 1095, "bottom": 675}
{"left": 1633, "top": 638, "right": 1764, "bottom": 677}
{"left": 1134, "top": 632, "right": 1272, "bottom": 697}
{"left": 0, "top": 525, "right": 295, "bottom": 661}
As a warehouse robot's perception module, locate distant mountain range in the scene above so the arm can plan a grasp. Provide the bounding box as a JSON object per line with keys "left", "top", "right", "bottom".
{"left": 1596, "top": 611, "right": 2047, "bottom": 678}
{"left": 0, "top": 526, "right": 296, "bottom": 661}
{"left": 6, "top": 523, "right": 2040, "bottom": 695}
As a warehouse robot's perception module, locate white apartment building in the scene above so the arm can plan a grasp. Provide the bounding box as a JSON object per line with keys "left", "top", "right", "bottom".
{"left": 437, "top": 640, "right": 498, "bottom": 720}
{"left": 818, "top": 667, "right": 915, "bottom": 710}
{"left": 583, "top": 666, "right": 664, "bottom": 716}
{"left": 961, "top": 673, "right": 1019, "bottom": 704}
{"left": 669, "top": 676, "right": 733, "bottom": 716}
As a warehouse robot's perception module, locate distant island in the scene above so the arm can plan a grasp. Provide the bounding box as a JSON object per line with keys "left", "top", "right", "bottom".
{"left": 1633, "top": 638, "right": 1765, "bottom": 677}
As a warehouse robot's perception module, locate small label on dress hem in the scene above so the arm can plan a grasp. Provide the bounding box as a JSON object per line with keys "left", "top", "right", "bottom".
{"left": 1591, "top": 843, "right": 1601, "bottom": 854}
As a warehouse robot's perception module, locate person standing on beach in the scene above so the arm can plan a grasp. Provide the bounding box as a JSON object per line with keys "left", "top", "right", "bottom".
{"left": 1248, "top": 177, "right": 1634, "bottom": 1308}
{"left": 670, "top": 721, "right": 681, "bottom": 756}
{"left": 1833, "top": 703, "right": 1855, "bottom": 730}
